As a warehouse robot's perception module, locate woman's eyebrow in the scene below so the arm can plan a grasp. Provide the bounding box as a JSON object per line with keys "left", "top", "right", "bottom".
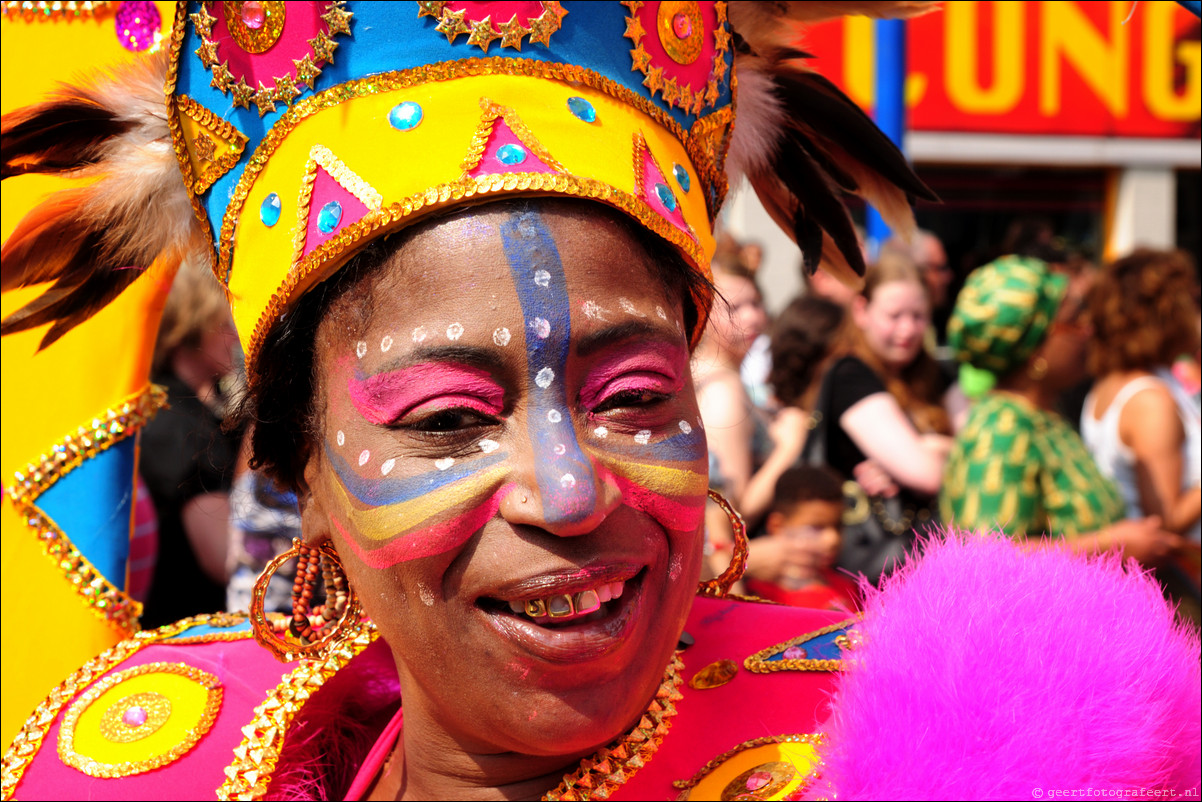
{"left": 575, "top": 320, "right": 681, "bottom": 359}
{"left": 372, "top": 344, "right": 507, "bottom": 376}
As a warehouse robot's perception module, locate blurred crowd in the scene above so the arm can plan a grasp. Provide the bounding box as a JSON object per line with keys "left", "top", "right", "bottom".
{"left": 131, "top": 222, "right": 1202, "bottom": 630}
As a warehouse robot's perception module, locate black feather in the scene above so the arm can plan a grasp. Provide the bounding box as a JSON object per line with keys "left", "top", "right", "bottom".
{"left": 1, "top": 100, "right": 130, "bottom": 180}
{"left": 776, "top": 128, "right": 867, "bottom": 276}
{"left": 774, "top": 69, "right": 937, "bottom": 202}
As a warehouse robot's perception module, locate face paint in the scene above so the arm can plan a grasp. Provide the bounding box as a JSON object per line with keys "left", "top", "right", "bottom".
{"left": 500, "top": 210, "right": 598, "bottom": 524}
{"left": 348, "top": 361, "right": 504, "bottom": 425}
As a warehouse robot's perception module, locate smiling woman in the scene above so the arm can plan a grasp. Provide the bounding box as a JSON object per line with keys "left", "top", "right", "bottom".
{"left": 4, "top": 2, "right": 1199, "bottom": 801}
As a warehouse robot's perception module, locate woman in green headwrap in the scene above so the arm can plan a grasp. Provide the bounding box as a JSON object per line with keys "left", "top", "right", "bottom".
{"left": 940, "top": 256, "right": 1182, "bottom": 565}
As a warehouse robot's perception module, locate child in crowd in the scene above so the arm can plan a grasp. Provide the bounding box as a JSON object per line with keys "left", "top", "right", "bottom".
{"left": 745, "top": 466, "right": 860, "bottom": 611}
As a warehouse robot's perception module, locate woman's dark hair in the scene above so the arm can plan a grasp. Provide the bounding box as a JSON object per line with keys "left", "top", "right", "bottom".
{"left": 231, "top": 198, "right": 712, "bottom": 490}
{"left": 770, "top": 465, "right": 845, "bottom": 516}
{"left": 768, "top": 295, "right": 844, "bottom": 409}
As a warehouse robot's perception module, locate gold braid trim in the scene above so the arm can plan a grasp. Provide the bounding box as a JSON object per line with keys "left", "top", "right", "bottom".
{"left": 6, "top": 384, "right": 168, "bottom": 633}
{"left": 743, "top": 618, "right": 859, "bottom": 674}
{"left": 669, "top": 733, "right": 826, "bottom": 800}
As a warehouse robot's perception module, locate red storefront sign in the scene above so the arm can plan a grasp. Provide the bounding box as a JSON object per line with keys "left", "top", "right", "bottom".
{"left": 802, "top": 1, "right": 1200, "bottom": 139}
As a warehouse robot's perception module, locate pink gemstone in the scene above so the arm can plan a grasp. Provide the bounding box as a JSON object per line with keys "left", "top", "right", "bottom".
{"left": 783, "top": 645, "right": 806, "bottom": 660}
{"left": 746, "top": 771, "right": 772, "bottom": 791}
{"left": 241, "top": 0, "right": 265, "bottom": 30}
{"left": 122, "top": 705, "right": 148, "bottom": 727}
{"left": 672, "top": 12, "right": 692, "bottom": 39}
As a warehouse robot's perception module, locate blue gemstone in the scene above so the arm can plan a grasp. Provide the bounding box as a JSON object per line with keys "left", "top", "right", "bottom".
{"left": 259, "top": 193, "right": 281, "bottom": 227}
{"left": 654, "top": 183, "right": 677, "bottom": 212}
{"left": 673, "top": 164, "right": 691, "bottom": 192}
{"left": 567, "top": 96, "right": 596, "bottom": 123}
{"left": 317, "top": 200, "right": 343, "bottom": 234}
{"left": 497, "top": 144, "right": 528, "bottom": 165}
{"left": 389, "top": 101, "right": 423, "bottom": 131}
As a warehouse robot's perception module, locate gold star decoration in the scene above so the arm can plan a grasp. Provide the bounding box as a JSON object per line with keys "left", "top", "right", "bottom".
{"left": 662, "top": 76, "right": 680, "bottom": 107}
{"left": 643, "top": 65, "right": 664, "bottom": 95}
{"left": 321, "top": 2, "right": 352, "bottom": 37}
{"left": 527, "top": 2, "right": 566, "bottom": 47}
{"left": 252, "top": 83, "right": 277, "bottom": 117}
{"left": 209, "top": 62, "right": 233, "bottom": 93}
{"left": 620, "top": 0, "right": 644, "bottom": 14}
{"left": 498, "top": 14, "right": 526, "bottom": 50}
{"left": 292, "top": 54, "right": 321, "bottom": 90}
{"left": 415, "top": 0, "right": 446, "bottom": 19}
{"left": 715, "top": 2, "right": 727, "bottom": 24}
{"left": 273, "top": 74, "right": 300, "bottom": 106}
{"left": 466, "top": 15, "right": 500, "bottom": 52}
{"left": 189, "top": 4, "right": 216, "bottom": 37}
{"left": 194, "top": 38, "right": 220, "bottom": 68}
{"left": 622, "top": 13, "right": 645, "bottom": 45}
{"left": 713, "top": 24, "right": 730, "bottom": 54}
{"left": 435, "top": 7, "right": 469, "bottom": 44}
{"left": 629, "top": 44, "right": 651, "bottom": 72}
{"left": 704, "top": 79, "right": 719, "bottom": 106}
{"left": 194, "top": 132, "right": 216, "bottom": 164}
{"left": 544, "top": 1, "right": 567, "bottom": 25}
{"left": 309, "top": 31, "right": 339, "bottom": 63}
{"left": 230, "top": 79, "right": 255, "bottom": 110}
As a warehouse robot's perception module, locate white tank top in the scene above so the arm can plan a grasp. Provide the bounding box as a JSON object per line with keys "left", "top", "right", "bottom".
{"left": 1082, "top": 370, "right": 1202, "bottom": 542}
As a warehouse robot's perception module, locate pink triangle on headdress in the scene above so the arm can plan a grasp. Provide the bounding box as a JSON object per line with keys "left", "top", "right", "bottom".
{"left": 466, "top": 117, "right": 557, "bottom": 180}
{"left": 303, "top": 165, "right": 373, "bottom": 259}
{"left": 639, "top": 145, "right": 693, "bottom": 240}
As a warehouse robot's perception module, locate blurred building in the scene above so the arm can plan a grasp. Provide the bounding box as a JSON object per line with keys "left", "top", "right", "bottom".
{"left": 729, "top": 0, "right": 1200, "bottom": 314}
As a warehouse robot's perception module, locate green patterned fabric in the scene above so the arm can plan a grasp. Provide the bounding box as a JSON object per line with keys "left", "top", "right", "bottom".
{"left": 947, "top": 255, "right": 1068, "bottom": 378}
{"left": 941, "top": 394, "right": 1125, "bottom": 538}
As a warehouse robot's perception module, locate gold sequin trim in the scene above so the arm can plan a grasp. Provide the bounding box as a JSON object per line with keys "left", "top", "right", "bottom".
{"left": 622, "top": 0, "right": 729, "bottom": 116}
{"left": 460, "top": 98, "right": 567, "bottom": 176}
{"left": 670, "top": 733, "right": 826, "bottom": 800}
{"left": 176, "top": 94, "right": 250, "bottom": 195}
{"left": 247, "top": 170, "right": 707, "bottom": 379}
{"left": 215, "top": 57, "right": 727, "bottom": 287}
{"left": 216, "top": 617, "right": 378, "bottom": 800}
{"left": 0, "top": 0, "right": 113, "bottom": 19}
{"left": 743, "top": 618, "right": 859, "bottom": 674}
{"left": 57, "top": 662, "right": 222, "bottom": 778}
{"left": 6, "top": 384, "right": 168, "bottom": 634}
{"left": 543, "top": 651, "right": 685, "bottom": 801}
{"left": 98, "top": 693, "right": 171, "bottom": 743}
{"left": 290, "top": 144, "right": 384, "bottom": 270}
{"left": 192, "top": 1, "right": 352, "bottom": 117}
{"left": 0, "top": 612, "right": 235, "bottom": 800}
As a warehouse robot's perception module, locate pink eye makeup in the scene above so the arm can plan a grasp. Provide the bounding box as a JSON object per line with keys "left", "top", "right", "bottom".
{"left": 578, "top": 345, "right": 685, "bottom": 411}
{"left": 349, "top": 361, "right": 505, "bottom": 425}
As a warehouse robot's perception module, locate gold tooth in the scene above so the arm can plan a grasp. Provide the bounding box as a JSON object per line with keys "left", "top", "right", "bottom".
{"left": 524, "top": 598, "right": 548, "bottom": 617}
{"left": 547, "top": 594, "right": 576, "bottom": 618}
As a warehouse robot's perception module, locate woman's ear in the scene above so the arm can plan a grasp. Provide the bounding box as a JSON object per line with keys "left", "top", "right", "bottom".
{"left": 298, "top": 450, "right": 332, "bottom": 546}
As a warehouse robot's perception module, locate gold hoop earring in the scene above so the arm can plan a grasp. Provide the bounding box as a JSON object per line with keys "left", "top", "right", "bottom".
{"left": 1027, "top": 356, "right": 1049, "bottom": 381}
{"left": 250, "top": 538, "right": 364, "bottom": 663}
{"left": 697, "top": 489, "right": 748, "bottom": 598}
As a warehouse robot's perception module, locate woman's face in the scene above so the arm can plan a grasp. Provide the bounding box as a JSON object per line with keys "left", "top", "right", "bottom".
{"left": 709, "top": 273, "right": 767, "bottom": 362}
{"left": 853, "top": 279, "right": 930, "bottom": 369}
{"left": 302, "top": 204, "right": 708, "bottom": 760}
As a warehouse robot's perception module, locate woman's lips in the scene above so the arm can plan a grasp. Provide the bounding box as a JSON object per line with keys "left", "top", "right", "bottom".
{"left": 478, "top": 568, "right": 645, "bottom": 664}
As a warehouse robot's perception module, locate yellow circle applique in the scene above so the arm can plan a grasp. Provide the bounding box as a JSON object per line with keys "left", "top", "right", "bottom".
{"left": 58, "top": 662, "right": 223, "bottom": 777}
{"left": 673, "top": 736, "right": 825, "bottom": 801}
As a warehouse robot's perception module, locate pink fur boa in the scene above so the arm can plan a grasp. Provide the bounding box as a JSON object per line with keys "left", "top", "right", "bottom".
{"left": 822, "top": 531, "right": 1202, "bottom": 800}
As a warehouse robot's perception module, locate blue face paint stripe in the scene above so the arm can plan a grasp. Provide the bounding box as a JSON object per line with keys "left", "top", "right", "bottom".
{"left": 499, "top": 210, "right": 598, "bottom": 523}
{"left": 326, "top": 444, "right": 507, "bottom": 506}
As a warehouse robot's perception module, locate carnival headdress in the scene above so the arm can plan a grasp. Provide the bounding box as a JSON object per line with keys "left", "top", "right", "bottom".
{"left": 2, "top": 0, "right": 935, "bottom": 368}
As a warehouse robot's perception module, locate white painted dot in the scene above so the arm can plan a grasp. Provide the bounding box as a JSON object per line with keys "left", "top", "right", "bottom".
{"left": 634, "top": 430, "right": 652, "bottom": 444}
{"left": 381, "top": 458, "right": 396, "bottom": 476}
{"left": 560, "top": 473, "right": 576, "bottom": 488}
{"left": 529, "top": 317, "right": 550, "bottom": 339}
{"left": 535, "top": 367, "right": 554, "bottom": 388}
{"left": 381, "top": 335, "right": 393, "bottom": 352}
{"left": 669, "top": 552, "right": 683, "bottom": 580}
{"left": 547, "top": 409, "right": 562, "bottom": 423}
{"left": 583, "top": 300, "right": 606, "bottom": 320}
{"left": 656, "top": 305, "right": 668, "bottom": 320}
{"left": 358, "top": 449, "right": 371, "bottom": 466}
{"left": 479, "top": 439, "right": 499, "bottom": 454}
{"left": 336, "top": 430, "right": 345, "bottom": 446}
{"left": 417, "top": 583, "right": 434, "bottom": 607}
{"left": 435, "top": 457, "right": 455, "bottom": 470}
{"left": 594, "top": 426, "right": 608, "bottom": 438}
{"left": 619, "top": 297, "right": 645, "bottom": 317}
{"left": 533, "top": 269, "right": 551, "bottom": 287}
{"left": 679, "top": 420, "right": 693, "bottom": 434}
{"left": 553, "top": 443, "right": 566, "bottom": 455}
{"left": 355, "top": 341, "right": 367, "bottom": 358}
{"left": 493, "top": 327, "right": 511, "bottom": 346}
{"left": 447, "top": 322, "right": 464, "bottom": 341}
{"left": 412, "top": 326, "right": 429, "bottom": 344}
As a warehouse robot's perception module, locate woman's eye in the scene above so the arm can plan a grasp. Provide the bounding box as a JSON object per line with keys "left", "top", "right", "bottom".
{"left": 593, "top": 389, "right": 671, "bottom": 413}
{"left": 402, "top": 408, "right": 498, "bottom": 433}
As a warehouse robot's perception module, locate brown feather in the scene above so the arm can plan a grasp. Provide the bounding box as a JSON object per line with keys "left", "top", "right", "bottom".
{"left": 1, "top": 99, "right": 130, "bottom": 179}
